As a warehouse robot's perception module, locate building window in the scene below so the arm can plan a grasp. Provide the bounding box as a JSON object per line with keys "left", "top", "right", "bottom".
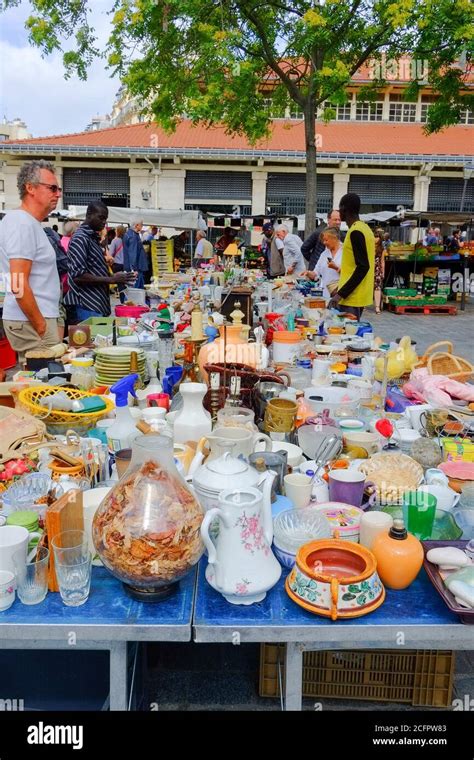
{"left": 355, "top": 101, "right": 383, "bottom": 121}
{"left": 459, "top": 108, "right": 474, "bottom": 125}
{"left": 0, "top": 180, "right": 4, "bottom": 192}
{"left": 288, "top": 106, "right": 304, "bottom": 119}
{"left": 420, "top": 95, "right": 437, "bottom": 123}
{"left": 389, "top": 98, "right": 417, "bottom": 122}
{"left": 336, "top": 102, "right": 352, "bottom": 120}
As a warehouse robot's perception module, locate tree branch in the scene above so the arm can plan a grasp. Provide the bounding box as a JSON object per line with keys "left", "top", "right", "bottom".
{"left": 238, "top": 2, "right": 304, "bottom": 105}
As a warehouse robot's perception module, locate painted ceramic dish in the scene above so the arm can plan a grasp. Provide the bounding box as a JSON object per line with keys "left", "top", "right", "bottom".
{"left": 309, "top": 502, "right": 363, "bottom": 542}
{"left": 286, "top": 539, "right": 385, "bottom": 620}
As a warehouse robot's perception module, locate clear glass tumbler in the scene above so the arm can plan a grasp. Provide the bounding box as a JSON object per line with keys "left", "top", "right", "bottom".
{"left": 51, "top": 530, "right": 92, "bottom": 607}
{"left": 13, "top": 546, "right": 49, "bottom": 605}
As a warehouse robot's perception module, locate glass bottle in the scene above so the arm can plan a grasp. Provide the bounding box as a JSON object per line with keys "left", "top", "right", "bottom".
{"left": 92, "top": 435, "right": 204, "bottom": 600}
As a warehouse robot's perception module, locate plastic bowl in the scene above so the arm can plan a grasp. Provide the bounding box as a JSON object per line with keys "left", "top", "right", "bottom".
{"left": 1, "top": 472, "right": 63, "bottom": 517}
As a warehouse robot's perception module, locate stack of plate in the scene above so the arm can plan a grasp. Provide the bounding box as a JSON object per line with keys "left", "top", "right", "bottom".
{"left": 94, "top": 346, "right": 147, "bottom": 385}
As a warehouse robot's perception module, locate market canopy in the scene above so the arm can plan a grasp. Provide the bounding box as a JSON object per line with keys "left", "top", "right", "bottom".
{"left": 297, "top": 211, "right": 399, "bottom": 230}
{"left": 61, "top": 206, "right": 206, "bottom": 230}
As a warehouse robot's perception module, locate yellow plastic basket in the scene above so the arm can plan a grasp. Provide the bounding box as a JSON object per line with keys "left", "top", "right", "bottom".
{"left": 17, "top": 386, "right": 114, "bottom": 435}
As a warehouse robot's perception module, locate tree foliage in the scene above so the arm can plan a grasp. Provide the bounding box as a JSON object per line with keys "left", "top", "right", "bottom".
{"left": 2, "top": 0, "right": 473, "bottom": 229}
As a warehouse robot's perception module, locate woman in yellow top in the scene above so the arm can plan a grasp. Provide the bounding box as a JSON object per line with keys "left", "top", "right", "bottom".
{"left": 328, "top": 193, "right": 375, "bottom": 321}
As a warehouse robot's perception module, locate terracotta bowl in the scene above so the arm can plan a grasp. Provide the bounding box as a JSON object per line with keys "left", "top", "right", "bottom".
{"left": 286, "top": 539, "right": 385, "bottom": 620}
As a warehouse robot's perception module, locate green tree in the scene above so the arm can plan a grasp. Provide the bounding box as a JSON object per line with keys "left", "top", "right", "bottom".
{"left": 2, "top": 0, "right": 473, "bottom": 232}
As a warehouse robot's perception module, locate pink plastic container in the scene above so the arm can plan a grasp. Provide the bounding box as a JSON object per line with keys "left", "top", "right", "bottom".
{"left": 115, "top": 305, "right": 149, "bottom": 318}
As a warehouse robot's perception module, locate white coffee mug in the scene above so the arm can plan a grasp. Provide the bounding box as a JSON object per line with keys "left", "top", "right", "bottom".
{"left": 284, "top": 473, "right": 313, "bottom": 508}
{"left": 418, "top": 484, "right": 460, "bottom": 511}
{"left": 206, "top": 427, "right": 272, "bottom": 460}
{"left": 0, "top": 526, "right": 41, "bottom": 576}
{"left": 406, "top": 404, "right": 433, "bottom": 432}
{"left": 359, "top": 511, "right": 394, "bottom": 550}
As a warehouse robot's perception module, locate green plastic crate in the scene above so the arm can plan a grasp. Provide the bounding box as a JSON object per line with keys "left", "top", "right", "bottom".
{"left": 389, "top": 296, "right": 426, "bottom": 307}
{"left": 383, "top": 288, "right": 418, "bottom": 297}
{"left": 425, "top": 295, "right": 448, "bottom": 305}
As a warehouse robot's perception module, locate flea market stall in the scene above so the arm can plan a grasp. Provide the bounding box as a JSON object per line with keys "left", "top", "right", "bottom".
{"left": 0, "top": 261, "right": 473, "bottom": 710}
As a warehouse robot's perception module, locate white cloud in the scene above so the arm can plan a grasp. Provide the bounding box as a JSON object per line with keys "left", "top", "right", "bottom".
{"left": 0, "top": 40, "right": 120, "bottom": 136}
{"left": 0, "top": 1, "right": 121, "bottom": 136}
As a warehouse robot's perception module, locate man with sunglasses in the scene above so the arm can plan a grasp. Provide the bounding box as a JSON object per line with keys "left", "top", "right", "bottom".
{"left": 0, "top": 160, "right": 63, "bottom": 364}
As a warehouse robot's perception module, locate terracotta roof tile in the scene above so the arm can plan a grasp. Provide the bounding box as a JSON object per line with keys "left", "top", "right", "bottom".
{"left": 5, "top": 119, "right": 473, "bottom": 156}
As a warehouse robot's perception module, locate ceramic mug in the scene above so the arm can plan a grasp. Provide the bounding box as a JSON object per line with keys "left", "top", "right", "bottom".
{"left": 0, "top": 570, "right": 15, "bottom": 611}
{"left": 418, "top": 484, "right": 460, "bottom": 511}
{"left": 0, "top": 526, "right": 42, "bottom": 576}
{"left": 328, "top": 470, "right": 376, "bottom": 509}
{"left": 205, "top": 427, "right": 272, "bottom": 460}
{"left": 284, "top": 473, "right": 313, "bottom": 508}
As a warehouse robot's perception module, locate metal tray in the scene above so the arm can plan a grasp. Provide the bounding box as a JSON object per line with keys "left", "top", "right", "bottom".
{"left": 422, "top": 540, "right": 474, "bottom": 624}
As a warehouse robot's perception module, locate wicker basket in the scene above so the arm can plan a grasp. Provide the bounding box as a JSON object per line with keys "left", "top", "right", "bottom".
{"left": 17, "top": 386, "right": 114, "bottom": 435}
{"left": 416, "top": 341, "right": 473, "bottom": 383}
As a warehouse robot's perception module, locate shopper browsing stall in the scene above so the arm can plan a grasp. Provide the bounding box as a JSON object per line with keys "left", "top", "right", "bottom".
{"left": 65, "top": 201, "right": 136, "bottom": 321}
{"left": 304, "top": 227, "right": 342, "bottom": 298}
{"left": 0, "top": 159, "right": 62, "bottom": 364}
{"left": 275, "top": 224, "right": 306, "bottom": 276}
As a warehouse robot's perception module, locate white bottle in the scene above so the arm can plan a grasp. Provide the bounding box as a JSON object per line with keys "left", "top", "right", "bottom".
{"left": 173, "top": 382, "right": 212, "bottom": 444}
{"left": 106, "top": 375, "right": 140, "bottom": 452}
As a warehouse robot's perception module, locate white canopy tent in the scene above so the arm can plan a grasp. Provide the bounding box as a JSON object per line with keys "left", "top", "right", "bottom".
{"left": 62, "top": 206, "right": 206, "bottom": 230}
{"left": 296, "top": 211, "right": 399, "bottom": 231}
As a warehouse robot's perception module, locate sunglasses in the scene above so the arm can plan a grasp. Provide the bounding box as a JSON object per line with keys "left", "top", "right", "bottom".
{"left": 37, "top": 182, "right": 62, "bottom": 193}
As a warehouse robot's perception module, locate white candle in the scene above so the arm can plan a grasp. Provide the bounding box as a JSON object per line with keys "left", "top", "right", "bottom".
{"left": 359, "top": 511, "right": 394, "bottom": 550}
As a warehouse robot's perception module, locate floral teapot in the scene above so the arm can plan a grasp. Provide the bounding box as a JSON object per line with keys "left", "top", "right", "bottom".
{"left": 201, "top": 486, "right": 281, "bottom": 605}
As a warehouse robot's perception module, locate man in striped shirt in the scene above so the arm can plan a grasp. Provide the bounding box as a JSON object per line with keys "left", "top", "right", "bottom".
{"left": 65, "top": 201, "right": 136, "bottom": 322}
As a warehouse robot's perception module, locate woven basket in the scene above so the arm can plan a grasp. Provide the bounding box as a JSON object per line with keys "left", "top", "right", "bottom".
{"left": 17, "top": 386, "right": 114, "bottom": 435}
{"left": 416, "top": 341, "right": 473, "bottom": 383}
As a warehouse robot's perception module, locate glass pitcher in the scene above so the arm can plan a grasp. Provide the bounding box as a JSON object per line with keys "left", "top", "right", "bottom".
{"left": 92, "top": 435, "right": 204, "bottom": 601}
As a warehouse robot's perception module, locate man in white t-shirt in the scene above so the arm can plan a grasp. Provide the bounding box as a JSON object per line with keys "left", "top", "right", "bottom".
{"left": 0, "top": 160, "right": 62, "bottom": 364}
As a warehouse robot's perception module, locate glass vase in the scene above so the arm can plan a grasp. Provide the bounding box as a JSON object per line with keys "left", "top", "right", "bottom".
{"left": 92, "top": 435, "right": 204, "bottom": 601}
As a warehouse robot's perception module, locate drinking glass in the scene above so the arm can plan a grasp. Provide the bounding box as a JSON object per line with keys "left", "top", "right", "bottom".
{"left": 402, "top": 491, "right": 437, "bottom": 540}
{"left": 51, "top": 530, "right": 92, "bottom": 607}
{"left": 81, "top": 438, "right": 109, "bottom": 488}
{"left": 13, "top": 546, "right": 49, "bottom": 606}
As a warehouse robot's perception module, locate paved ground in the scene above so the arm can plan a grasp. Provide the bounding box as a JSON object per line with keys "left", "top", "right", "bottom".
{"left": 365, "top": 303, "right": 474, "bottom": 362}
{"left": 142, "top": 643, "right": 474, "bottom": 712}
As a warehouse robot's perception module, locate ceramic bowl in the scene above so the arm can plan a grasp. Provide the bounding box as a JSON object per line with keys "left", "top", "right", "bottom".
{"left": 272, "top": 541, "right": 297, "bottom": 569}
{"left": 296, "top": 425, "right": 342, "bottom": 460}
{"left": 309, "top": 502, "right": 364, "bottom": 542}
{"left": 255, "top": 441, "right": 304, "bottom": 468}
{"left": 286, "top": 539, "right": 385, "bottom": 620}
{"left": 303, "top": 386, "right": 360, "bottom": 416}
{"left": 343, "top": 431, "right": 380, "bottom": 459}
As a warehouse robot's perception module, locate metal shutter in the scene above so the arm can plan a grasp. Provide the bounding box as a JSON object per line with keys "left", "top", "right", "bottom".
{"left": 349, "top": 175, "right": 413, "bottom": 205}
{"left": 266, "top": 173, "right": 333, "bottom": 214}
{"left": 63, "top": 168, "right": 130, "bottom": 208}
{"left": 185, "top": 171, "right": 252, "bottom": 200}
{"left": 428, "top": 178, "right": 474, "bottom": 213}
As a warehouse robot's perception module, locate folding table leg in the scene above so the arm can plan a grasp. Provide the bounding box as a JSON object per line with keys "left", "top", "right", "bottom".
{"left": 109, "top": 642, "right": 128, "bottom": 711}
{"left": 284, "top": 642, "right": 303, "bottom": 711}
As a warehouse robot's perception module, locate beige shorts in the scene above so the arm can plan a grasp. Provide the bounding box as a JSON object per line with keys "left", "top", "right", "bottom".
{"left": 3, "top": 318, "right": 59, "bottom": 366}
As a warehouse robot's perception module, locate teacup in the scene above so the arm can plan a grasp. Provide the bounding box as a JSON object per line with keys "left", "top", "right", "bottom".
{"left": 418, "top": 484, "right": 460, "bottom": 511}
{"left": 284, "top": 473, "right": 313, "bottom": 508}
{"left": 0, "top": 526, "right": 42, "bottom": 576}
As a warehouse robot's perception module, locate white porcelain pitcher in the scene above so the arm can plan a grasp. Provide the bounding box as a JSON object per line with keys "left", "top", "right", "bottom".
{"left": 201, "top": 487, "right": 281, "bottom": 605}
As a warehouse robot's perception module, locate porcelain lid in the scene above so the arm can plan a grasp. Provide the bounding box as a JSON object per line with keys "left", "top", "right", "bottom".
{"left": 193, "top": 452, "right": 260, "bottom": 491}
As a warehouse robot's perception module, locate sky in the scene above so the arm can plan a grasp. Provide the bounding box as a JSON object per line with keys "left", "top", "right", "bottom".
{"left": 0, "top": 1, "right": 121, "bottom": 137}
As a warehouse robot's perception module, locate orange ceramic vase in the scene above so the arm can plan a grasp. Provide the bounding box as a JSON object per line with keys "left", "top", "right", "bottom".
{"left": 371, "top": 519, "right": 423, "bottom": 590}
{"left": 198, "top": 325, "right": 258, "bottom": 383}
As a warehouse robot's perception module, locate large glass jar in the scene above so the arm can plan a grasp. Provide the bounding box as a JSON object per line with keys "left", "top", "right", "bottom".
{"left": 92, "top": 435, "right": 204, "bottom": 600}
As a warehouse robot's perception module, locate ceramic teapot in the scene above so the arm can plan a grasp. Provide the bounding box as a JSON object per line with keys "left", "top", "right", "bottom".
{"left": 192, "top": 450, "right": 275, "bottom": 516}
{"left": 201, "top": 487, "right": 281, "bottom": 605}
